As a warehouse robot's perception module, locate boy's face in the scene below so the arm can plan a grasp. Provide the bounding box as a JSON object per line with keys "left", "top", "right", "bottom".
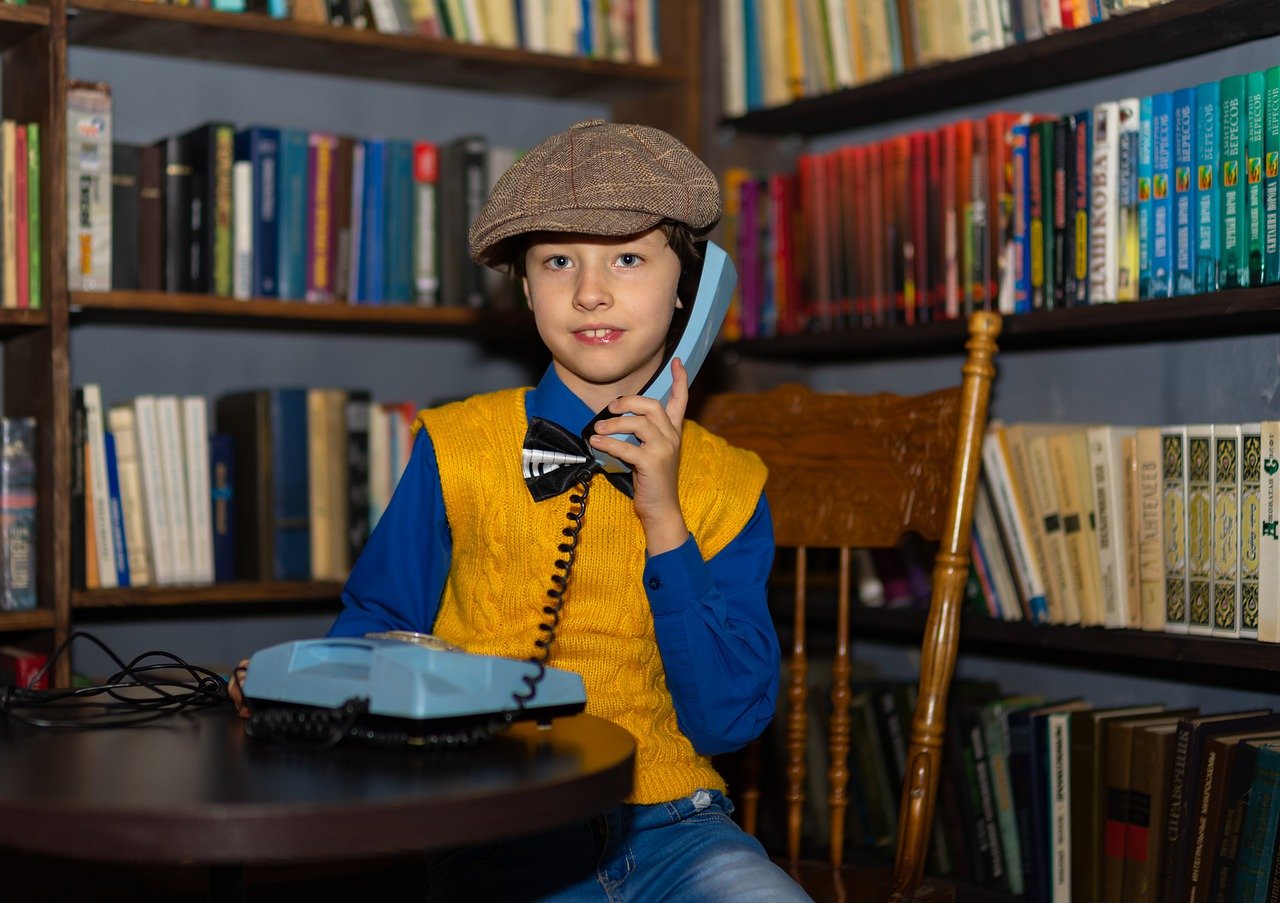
{"left": 522, "top": 228, "right": 682, "bottom": 410}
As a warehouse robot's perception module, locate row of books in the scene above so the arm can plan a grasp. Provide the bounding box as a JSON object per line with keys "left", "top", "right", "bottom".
{"left": 70, "top": 82, "right": 523, "bottom": 307}
{"left": 720, "top": 0, "right": 1174, "bottom": 117}
{"left": 1, "top": 417, "right": 35, "bottom": 612}
{"left": 976, "top": 421, "right": 1280, "bottom": 643}
{"left": 73, "top": 385, "right": 419, "bottom": 590}
{"left": 721, "top": 64, "right": 1280, "bottom": 339}
{"left": 1, "top": 120, "right": 41, "bottom": 311}
{"left": 128, "top": 0, "right": 661, "bottom": 64}
{"left": 795, "top": 673, "right": 1280, "bottom": 902}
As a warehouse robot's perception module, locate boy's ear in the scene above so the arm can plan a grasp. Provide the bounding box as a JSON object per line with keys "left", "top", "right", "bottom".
{"left": 521, "top": 276, "right": 532, "bottom": 308}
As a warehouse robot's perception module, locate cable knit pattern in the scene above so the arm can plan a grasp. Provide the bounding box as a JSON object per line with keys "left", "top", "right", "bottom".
{"left": 414, "top": 389, "right": 766, "bottom": 804}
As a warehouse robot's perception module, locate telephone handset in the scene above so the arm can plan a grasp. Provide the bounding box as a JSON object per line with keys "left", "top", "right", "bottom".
{"left": 581, "top": 240, "right": 738, "bottom": 474}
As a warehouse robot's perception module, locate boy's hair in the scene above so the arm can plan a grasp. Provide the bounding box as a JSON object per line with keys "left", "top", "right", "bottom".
{"left": 468, "top": 119, "right": 720, "bottom": 271}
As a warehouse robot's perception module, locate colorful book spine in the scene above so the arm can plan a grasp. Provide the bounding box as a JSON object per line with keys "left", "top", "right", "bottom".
{"left": 1211, "top": 424, "right": 1241, "bottom": 637}
{"left": 1240, "top": 423, "right": 1262, "bottom": 640}
{"left": 1012, "top": 121, "right": 1032, "bottom": 313}
{"left": 1072, "top": 110, "right": 1091, "bottom": 306}
{"left": 1090, "top": 101, "right": 1120, "bottom": 303}
{"left": 102, "top": 431, "right": 129, "bottom": 589}
{"left": 358, "top": 139, "right": 388, "bottom": 304}
{"left": 1139, "top": 97, "right": 1153, "bottom": 298}
{"left": 1233, "top": 744, "right": 1280, "bottom": 903}
{"left": 1185, "top": 425, "right": 1214, "bottom": 636}
{"left": 1150, "top": 92, "right": 1173, "bottom": 298}
{"left": 276, "top": 128, "right": 309, "bottom": 300}
{"left": 64, "top": 82, "right": 112, "bottom": 292}
{"left": 412, "top": 141, "right": 439, "bottom": 305}
{"left": 1055, "top": 114, "right": 1074, "bottom": 309}
{"left": 14, "top": 125, "right": 27, "bottom": 310}
{"left": 0, "top": 417, "right": 36, "bottom": 611}
{"left": 304, "top": 131, "right": 339, "bottom": 303}
{"left": 210, "top": 432, "right": 235, "bottom": 583}
{"left": 26, "top": 122, "right": 40, "bottom": 310}
{"left": 1029, "top": 121, "right": 1047, "bottom": 308}
{"left": 1266, "top": 67, "right": 1280, "bottom": 285}
{"left": 1196, "top": 80, "right": 1222, "bottom": 294}
{"left": 1221, "top": 74, "right": 1248, "bottom": 288}
{"left": 234, "top": 127, "right": 279, "bottom": 298}
{"left": 1040, "top": 119, "right": 1057, "bottom": 309}
{"left": 1247, "top": 69, "right": 1266, "bottom": 286}
{"left": 1117, "top": 99, "right": 1141, "bottom": 301}
{"left": 1162, "top": 425, "right": 1189, "bottom": 634}
{"left": 1172, "top": 87, "right": 1197, "bottom": 296}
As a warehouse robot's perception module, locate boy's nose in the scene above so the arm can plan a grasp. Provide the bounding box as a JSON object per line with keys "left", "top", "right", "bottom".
{"left": 573, "top": 271, "right": 611, "bottom": 310}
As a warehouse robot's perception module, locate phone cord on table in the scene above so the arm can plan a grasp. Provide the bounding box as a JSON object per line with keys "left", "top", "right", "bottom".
{"left": 510, "top": 471, "right": 593, "bottom": 713}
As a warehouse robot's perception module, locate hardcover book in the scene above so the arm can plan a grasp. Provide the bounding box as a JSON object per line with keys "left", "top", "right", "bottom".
{"left": 1221, "top": 74, "right": 1248, "bottom": 288}
{"left": 1186, "top": 426, "right": 1214, "bottom": 636}
{"left": 0, "top": 417, "right": 36, "bottom": 611}
{"left": 1163, "top": 425, "right": 1190, "bottom": 633}
{"left": 110, "top": 142, "right": 139, "bottom": 291}
{"left": 65, "top": 81, "right": 112, "bottom": 292}
{"left": 1210, "top": 425, "right": 1241, "bottom": 638}
{"left": 1172, "top": 87, "right": 1197, "bottom": 295}
{"left": 1239, "top": 424, "right": 1262, "bottom": 639}
{"left": 1265, "top": 66, "right": 1280, "bottom": 285}
{"left": 1138, "top": 96, "right": 1153, "bottom": 297}
{"left": 1150, "top": 92, "right": 1173, "bottom": 298}
{"left": 1247, "top": 70, "right": 1266, "bottom": 286}
{"left": 1196, "top": 80, "right": 1222, "bottom": 293}
{"left": 1116, "top": 98, "right": 1141, "bottom": 301}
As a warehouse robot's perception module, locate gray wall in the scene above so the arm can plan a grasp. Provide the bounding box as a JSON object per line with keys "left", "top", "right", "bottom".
{"left": 58, "top": 34, "right": 1280, "bottom": 712}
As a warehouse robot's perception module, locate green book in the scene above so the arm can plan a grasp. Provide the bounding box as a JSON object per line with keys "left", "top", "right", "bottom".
{"left": 1265, "top": 67, "right": 1280, "bottom": 285}
{"left": 1247, "top": 70, "right": 1266, "bottom": 286}
{"left": 1221, "top": 74, "right": 1249, "bottom": 287}
{"left": 26, "top": 122, "right": 40, "bottom": 311}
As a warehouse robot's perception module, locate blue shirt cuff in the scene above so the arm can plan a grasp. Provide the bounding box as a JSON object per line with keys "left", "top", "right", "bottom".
{"left": 643, "top": 534, "right": 713, "bottom": 617}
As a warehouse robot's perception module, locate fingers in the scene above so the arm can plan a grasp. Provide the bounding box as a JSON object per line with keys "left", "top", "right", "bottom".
{"left": 665, "top": 358, "right": 688, "bottom": 430}
{"left": 229, "top": 658, "right": 251, "bottom": 719}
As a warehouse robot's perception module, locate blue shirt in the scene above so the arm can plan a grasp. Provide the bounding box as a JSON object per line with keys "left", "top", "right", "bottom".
{"left": 330, "top": 367, "right": 780, "bottom": 755}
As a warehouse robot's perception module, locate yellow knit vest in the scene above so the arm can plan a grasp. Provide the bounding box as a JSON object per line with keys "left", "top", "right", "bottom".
{"left": 414, "top": 388, "right": 767, "bottom": 804}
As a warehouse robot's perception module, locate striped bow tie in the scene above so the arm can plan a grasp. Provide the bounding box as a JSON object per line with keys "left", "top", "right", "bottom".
{"left": 521, "top": 417, "right": 633, "bottom": 502}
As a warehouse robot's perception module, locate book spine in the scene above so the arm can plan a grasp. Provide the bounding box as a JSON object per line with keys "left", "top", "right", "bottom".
{"left": 107, "top": 406, "right": 150, "bottom": 587}
{"left": 1072, "top": 110, "right": 1090, "bottom": 306}
{"left": 1117, "top": 99, "right": 1141, "bottom": 300}
{"left": 26, "top": 122, "right": 40, "bottom": 310}
{"left": 1260, "top": 421, "right": 1280, "bottom": 643}
{"left": 1247, "top": 70, "right": 1266, "bottom": 287}
{"left": 81, "top": 384, "right": 117, "bottom": 589}
{"left": 212, "top": 124, "right": 235, "bottom": 297}
{"left": 132, "top": 396, "right": 173, "bottom": 586}
{"left": 982, "top": 430, "right": 1049, "bottom": 622}
{"left": 64, "top": 83, "right": 112, "bottom": 292}
{"left": 1234, "top": 746, "right": 1280, "bottom": 903}
{"left": 1139, "top": 96, "right": 1154, "bottom": 297}
{"left": 277, "top": 129, "right": 309, "bottom": 300}
{"left": 247, "top": 128, "right": 279, "bottom": 297}
{"left": 182, "top": 397, "right": 213, "bottom": 584}
{"left": 360, "top": 140, "right": 387, "bottom": 303}
{"left": 1150, "top": 92, "right": 1173, "bottom": 298}
{"left": 1221, "top": 75, "right": 1248, "bottom": 288}
{"left": 1162, "top": 425, "right": 1190, "bottom": 634}
{"left": 232, "top": 160, "right": 253, "bottom": 300}
{"left": 272, "top": 389, "right": 311, "bottom": 581}
{"left": 1197, "top": 81, "right": 1223, "bottom": 293}
{"left": 412, "top": 141, "right": 439, "bottom": 305}
{"left": 210, "top": 432, "right": 235, "bottom": 582}
{"left": 1173, "top": 87, "right": 1197, "bottom": 296}
{"left": 1137, "top": 427, "right": 1167, "bottom": 631}
{"left": 1028, "top": 122, "right": 1047, "bottom": 309}
{"left": 1266, "top": 67, "right": 1280, "bottom": 286}
{"left": 1090, "top": 101, "right": 1119, "bottom": 303}
{"left": 1088, "top": 426, "right": 1123, "bottom": 627}
{"left": 15, "top": 125, "right": 28, "bottom": 309}
{"left": 155, "top": 396, "right": 193, "bottom": 584}
{"left": 1049, "top": 711, "right": 1073, "bottom": 902}
{"left": 0, "top": 418, "right": 36, "bottom": 611}
{"left": 305, "top": 132, "right": 338, "bottom": 302}
{"left": 1240, "top": 424, "right": 1262, "bottom": 640}
{"left": 103, "top": 431, "right": 130, "bottom": 588}
{"left": 1211, "top": 425, "right": 1242, "bottom": 637}
{"left": 1012, "top": 121, "right": 1032, "bottom": 313}
{"left": 1186, "top": 425, "right": 1214, "bottom": 636}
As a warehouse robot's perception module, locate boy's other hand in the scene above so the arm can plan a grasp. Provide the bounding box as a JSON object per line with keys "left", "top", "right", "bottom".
{"left": 229, "top": 658, "right": 251, "bottom": 719}
{"left": 589, "top": 358, "right": 691, "bottom": 556}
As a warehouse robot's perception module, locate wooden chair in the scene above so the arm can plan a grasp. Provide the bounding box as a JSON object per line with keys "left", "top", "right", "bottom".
{"left": 699, "top": 311, "right": 1001, "bottom": 902}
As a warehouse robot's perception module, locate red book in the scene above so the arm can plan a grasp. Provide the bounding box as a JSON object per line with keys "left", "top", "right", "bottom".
{"left": 838, "top": 146, "right": 860, "bottom": 327}
{"left": 891, "top": 135, "right": 912, "bottom": 325}
{"left": 909, "top": 130, "right": 930, "bottom": 325}
{"left": 0, "top": 645, "right": 49, "bottom": 690}
{"left": 852, "top": 144, "right": 872, "bottom": 326}
{"left": 867, "top": 141, "right": 886, "bottom": 326}
{"left": 986, "top": 112, "right": 1019, "bottom": 308}
{"left": 15, "top": 125, "right": 28, "bottom": 310}
{"left": 926, "top": 128, "right": 945, "bottom": 319}
{"left": 821, "top": 150, "right": 846, "bottom": 327}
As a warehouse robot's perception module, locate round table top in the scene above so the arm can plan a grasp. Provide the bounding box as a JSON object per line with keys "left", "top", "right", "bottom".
{"left": 0, "top": 708, "right": 635, "bottom": 865}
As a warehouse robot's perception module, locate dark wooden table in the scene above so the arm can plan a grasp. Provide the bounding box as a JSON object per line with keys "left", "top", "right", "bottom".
{"left": 0, "top": 708, "right": 635, "bottom": 901}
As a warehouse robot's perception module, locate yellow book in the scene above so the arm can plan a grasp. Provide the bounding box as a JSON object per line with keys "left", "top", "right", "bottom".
{"left": 1135, "top": 427, "right": 1166, "bottom": 631}
{"left": 307, "top": 389, "right": 332, "bottom": 581}
{"left": 761, "top": 0, "right": 792, "bottom": 107}
{"left": 1004, "top": 424, "right": 1064, "bottom": 624}
{"left": 785, "top": 0, "right": 809, "bottom": 98}
{"left": 1210, "top": 424, "right": 1241, "bottom": 637}
{"left": 1028, "top": 430, "right": 1081, "bottom": 625}
{"left": 1121, "top": 433, "right": 1143, "bottom": 629}
{"left": 1071, "top": 426, "right": 1106, "bottom": 627}
{"left": 1162, "top": 425, "right": 1190, "bottom": 634}
{"left": 2, "top": 120, "right": 15, "bottom": 309}
{"left": 1049, "top": 428, "right": 1095, "bottom": 626}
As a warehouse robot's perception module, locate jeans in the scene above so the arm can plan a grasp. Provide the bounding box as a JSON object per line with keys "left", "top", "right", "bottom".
{"left": 424, "top": 789, "right": 812, "bottom": 902}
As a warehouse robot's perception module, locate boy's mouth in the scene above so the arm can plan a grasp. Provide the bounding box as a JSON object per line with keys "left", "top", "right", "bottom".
{"left": 574, "top": 327, "right": 623, "bottom": 345}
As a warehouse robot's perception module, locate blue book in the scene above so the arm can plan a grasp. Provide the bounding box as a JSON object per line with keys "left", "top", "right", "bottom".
{"left": 1011, "top": 122, "right": 1033, "bottom": 313}
{"left": 1138, "top": 97, "right": 1154, "bottom": 298}
{"left": 359, "top": 139, "right": 388, "bottom": 304}
{"left": 103, "top": 431, "right": 130, "bottom": 588}
{"left": 0, "top": 417, "right": 36, "bottom": 611}
{"left": 577, "top": 0, "right": 593, "bottom": 56}
{"left": 209, "top": 432, "right": 235, "bottom": 583}
{"left": 742, "top": 0, "right": 762, "bottom": 111}
{"left": 1233, "top": 744, "right": 1280, "bottom": 902}
{"left": 267, "top": 0, "right": 288, "bottom": 18}
{"left": 1247, "top": 70, "right": 1266, "bottom": 287}
{"left": 384, "top": 141, "right": 415, "bottom": 304}
{"left": 1196, "top": 81, "right": 1223, "bottom": 293}
{"left": 1150, "top": 92, "right": 1174, "bottom": 298}
{"left": 276, "top": 129, "right": 309, "bottom": 300}
{"left": 234, "top": 127, "right": 279, "bottom": 298}
{"left": 1173, "top": 87, "right": 1197, "bottom": 296}
{"left": 1222, "top": 74, "right": 1249, "bottom": 288}
{"left": 271, "top": 389, "right": 310, "bottom": 581}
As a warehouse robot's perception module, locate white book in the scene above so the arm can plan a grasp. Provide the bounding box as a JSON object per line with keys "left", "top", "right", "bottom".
{"left": 133, "top": 396, "right": 173, "bottom": 586}
{"left": 1185, "top": 425, "right": 1214, "bottom": 635}
{"left": 981, "top": 424, "right": 1049, "bottom": 623}
{"left": 1039, "top": 0, "right": 1062, "bottom": 33}
{"left": 986, "top": 0, "right": 1012, "bottom": 48}
{"left": 368, "top": 402, "right": 390, "bottom": 531}
{"left": 65, "top": 82, "right": 112, "bottom": 291}
{"left": 634, "top": 0, "right": 658, "bottom": 65}
{"left": 1241, "top": 423, "right": 1262, "bottom": 640}
{"left": 460, "top": 0, "right": 484, "bottom": 43}
{"left": 1116, "top": 98, "right": 1142, "bottom": 300}
{"left": 1048, "top": 711, "right": 1072, "bottom": 903}
{"left": 821, "top": 0, "right": 855, "bottom": 89}
{"left": 1259, "top": 421, "right": 1280, "bottom": 642}
{"left": 81, "top": 384, "right": 118, "bottom": 589}
{"left": 106, "top": 405, "right": 151, "bottom": 587}
{"left": 155, "top": 396, "right": 193, "bottom": 584}
{"left": 413, "top": 143, "right": 438, "bottom": 305}
{"left": 1210, "top": 424, "right": 1241, "bottom": 638}
{"left": 1089, "top": 101, "right": 1121, "bottom": 303}
{"left": 973, "top": 482, "right": 1023, "bottom": 621}
{"left": 1135, "top": 427, "right": 1167, "bottom": 631}
{"left": 1161, "top": 425, "right": 1190, "bottom": 634}
{"left": 1087, "top": 425, "right": 1136, "bottom": 628}
{"left": 720, "top": 0, "right": 746, "bottom": 117}
{"left": 966, "top": 0, "right": 994, "bottom": 53}
{"left": 521, "top": 0, "right": 547, "bottom": 52}
{"left": 182, "top": 396, "right": 214, "bottom": 585}
{"left": 232, "top": 160, "right": 253, "bottom": 301}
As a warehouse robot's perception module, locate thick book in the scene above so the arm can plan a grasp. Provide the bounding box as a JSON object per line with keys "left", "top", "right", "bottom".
{"left": 1136, "top": 426, "right": 1168, "bottom": 631}
{"left": 1196, "top": 80, "right": 1223, "bottom": 293}
{"left": 137, "top": 143, "right": 164, "bottom": 293}
{"left": 132, "top": 395, "right": 173, "bottom": 586}
{"left": 81, "top": 384, "right": 117, "bottom": 589}
{"left": 0, "top": 417, "right": 36, "bottom": 611}
{"left": 65, "top": 81, "right": 112, "bottom": 292}
{"left": 1089, "top": 101, "right": 1120, "bottom": 303}
{"left": 177, "top": 121, "right": 236, "bottom": 296}
{"left": 1221, "top": 74, "right": 1249, "bottom": 288}
{"left": 437, "top": 133, "right": 487, "bottom": 308}
{"left": 234, "top": 126, "right": 280, "bottom": 298}
{"left": 305, "top": 131, "right": 339, "bottom": 302}
{"left": 1239, "top": 424, "right": 1262, "bottom": 639}
{"left": 106, "top": 404, "right": 150, "bottom": 587}
{"left": 182, "top": 396, "right": 213, "bottom": 585}
{"left": 1150, "top": 92, "right": 1174, "bottom": 298}
{"left": 1117, "top": 98, "right": 1141, "bottom": 301}
{"left": 1261, "top": 422, "right": 1280, "bottom": 643}
{"left": 110, "top": 142, "right": 139, "bottom": 290}
{"left": 277, "top": 128, "right": 309, "bottom": 300}
{"left": 1163, "top": 426, "right": 1191, "bottom": 634}
{"left": 1173, "top": 87, "right": 1197, "bottom": 296}
{"left": 1211, "top": 424, "right": 1242, "bottom": 637}
{"left": 1122, "top": 722, "right": 1181, "bottom": 903}
{"left": 158, "top": 134, "right": 194, "bottom": 294}
{"left": 155, "top": 396, "right": 193, "bottom": 584}
{"left": 345, "top": 390, "right": 371, "bottom": 565}
{"left": 1186, "top": 425, "right": 1214, "bottom": 636}
{"left": 210, "top": 432, "right": 235, "bottom": 583}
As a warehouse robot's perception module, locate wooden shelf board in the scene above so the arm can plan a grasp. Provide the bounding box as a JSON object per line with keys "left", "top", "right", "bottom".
{"left": 73, "top": 580, "right": 344, "bottom": 609}
{"left": 730, "top": 285, "right": 1280, "bottom": 360}
{"left": 724, "top": 0, "right": 1280, "bottom": 136}
{"left": 65, "top": 0, "right": 681, "bottom": 100}
{"left": 70, "top": 290, "right": 534, "bottom": 335}
{"left": 0, "top": 609, "right": 56, "bottom": 632}
{"left": 850, "top": 606, "right": 1280, "bottom": 676}
{"left": 0, "top": 3, "right": 49, "bottom": 49}
{"left": 0, "top": 307, "right": 50, "bottom": 337}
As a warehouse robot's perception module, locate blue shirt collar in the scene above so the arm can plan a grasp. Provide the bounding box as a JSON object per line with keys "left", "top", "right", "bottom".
{"left": 525, "top": 366, "right": 596, "bottom": 433}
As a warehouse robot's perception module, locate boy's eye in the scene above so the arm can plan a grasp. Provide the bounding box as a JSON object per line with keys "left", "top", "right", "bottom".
{"left": 547, "top": 256, "right": 572, "bottom": 270}
{"left": 616, "top": 253, "right": 642, "bottom": 267}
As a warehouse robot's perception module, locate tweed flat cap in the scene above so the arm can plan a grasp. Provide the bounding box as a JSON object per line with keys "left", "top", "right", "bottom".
{"left": 468, "top": 118, "right": 722, "bottom": 268}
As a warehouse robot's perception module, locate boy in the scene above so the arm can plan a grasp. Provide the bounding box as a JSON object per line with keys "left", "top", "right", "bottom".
{"left": 328, "top": 120, "right": 806, "bottom": 900}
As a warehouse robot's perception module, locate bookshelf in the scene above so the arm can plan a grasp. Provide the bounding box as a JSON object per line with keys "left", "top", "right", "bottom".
{"left": 0, "top": 0, "right": 702, "bottom": 685}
